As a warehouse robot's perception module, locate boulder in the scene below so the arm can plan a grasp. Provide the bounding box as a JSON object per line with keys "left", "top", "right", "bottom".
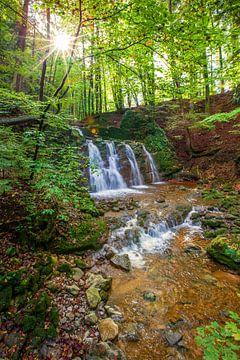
{"left": 164, "top": 330, "right": 183, "bottom": 346}
{"left": 98, "top": 318, "right": 119, "bottom": 341}
{"left": 86, "top": 287, "right": 101, "bottom": 309}
{"left": 66, "top": 284, "right": 80, "bottom": 296}
{"left": 86, "top": 273, "right": 112, "bottom": 291}
{"left": 110, "top": 254, "right": 131, "bottom": 272}
{"left": 72, "top": 267, "right": 84, "bottom": 281}
{"left": 207, "top": 236, "right": 240, "bottom": 273}
{"left": 85, "top": 311, "right": 98, "bottom": 325}
{"left": 143, "top": 291, "right": 156, "bottom": 302}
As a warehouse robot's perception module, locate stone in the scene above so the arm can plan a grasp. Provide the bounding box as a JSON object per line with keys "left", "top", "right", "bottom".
{"left": 207, "top": 236, "right": 240, "bottom": 273}
{"left": 184, "top": 244, "right": 203, "bottom": 255}
{"left": 110, "top": 254, "right": 131, "bottom": 272}
{"left": 66, "top": 284, "right": 80, "bottom": 296}
{"left": 165, "top": 330, "right": 183, "bottom": 346}
{"left": 98, "top": 318, "right": 119, "bottom": 341}
{"left": 85, "top": 312, "right": 98, "bottom": 325}
{"left": 105, "top": 305, "right": 124, "bottom": 321}
{"left": 143, "top": 291, "right": 156, "bottom": 302}
{"left": 86, "top": 273, "right": 112, "bottom": 291}
{"left": 86, "top": 287, "right": 101, "bottom": 309}
{"left": 72, "top": 267, "right": 84, "bottom": 281}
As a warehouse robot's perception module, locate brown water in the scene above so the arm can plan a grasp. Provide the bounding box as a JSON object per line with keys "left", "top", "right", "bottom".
{"left": 102, "top": 183, "right": 240, "bottom": 359}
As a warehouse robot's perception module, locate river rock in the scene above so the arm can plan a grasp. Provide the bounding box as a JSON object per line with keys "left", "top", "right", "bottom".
{"left": 72, "top": 267, "right": 84, "bottom": 281}
{"left": 85, "top": 311, "right": 98, "bottom": 325}
{"left": 98, "top": 318, "right": 119, "bottom": 341}
{"left": 165, "top": 330, "right": 183, "bottom": 346}
{"left": 86, "top": 341, "right": 126, "bottom": 360}
{"left": 86, "top": 287, "right": 101, "bottom": 309}
{"left": 66, "top": 284, "right": 80, "bottom": 296}
{"left": 143, "top": 291, "right": 156, "bottom": 302}
{"left": 105, "top": 305, "right": 124, "bottom": 321}
{"left": 86, "top": 273, "right": 112, "bottom": 291}
{"left": 207, "top": 236, "right": 240, "bottom": 273}
{"left": 184, "top": 244, "right": 203, "bottom": 254}
{"left": 110, "top": 254, "right": 131, "bottom": 271}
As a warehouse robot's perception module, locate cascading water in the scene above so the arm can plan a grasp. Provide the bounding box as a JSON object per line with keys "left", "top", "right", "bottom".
{"left": 125, "top": 144, "right": 143, "bottom": 186}
{"left": 88, "top": 140, "right": 108, "bottom": 192}
{"left": 105, "top": 142, "right": 127, "bottom": 190}
{"left": 142, "top": 145, "right": 160, "bottom": 183}
{"left": 88, "top": 140, "right": 127, "bottom": 192}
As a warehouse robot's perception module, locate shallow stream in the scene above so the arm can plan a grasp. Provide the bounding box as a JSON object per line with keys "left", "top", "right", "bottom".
{"left": 94, "top": 182, "right": 240, "bottom": 359}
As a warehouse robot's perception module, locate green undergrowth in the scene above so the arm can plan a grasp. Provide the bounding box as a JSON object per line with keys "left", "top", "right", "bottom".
{"left": 195, "top": 311, "right": 240, "bottom": 360}
{"left": 199, "top": 107, "right": 240, "bottom": 130}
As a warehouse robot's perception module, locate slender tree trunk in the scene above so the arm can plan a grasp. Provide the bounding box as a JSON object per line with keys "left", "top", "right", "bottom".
{"left": 203, "top": 48, "right": 210, "bottom": 112}
{"left": 15, "top": 0, "right": 30, "bottom": 91}
{"left": 39, "top": 8, "right": 50, "bottom": 101}
{"left": 219, "top": 46, "right": 224, "bottom": 93}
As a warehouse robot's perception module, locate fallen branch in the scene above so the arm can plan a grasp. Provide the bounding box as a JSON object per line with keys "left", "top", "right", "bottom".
{"left": 0, "top": 115, "right": 40, "bottom": 126}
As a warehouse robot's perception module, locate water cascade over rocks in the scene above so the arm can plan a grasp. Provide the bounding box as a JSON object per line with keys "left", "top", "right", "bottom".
{"left": 88, "top": 140, "right": 160, "bottom": 193}
{"left": 124, "top": 144, "right": 143, "bottom": 186}
{"left": 143, "top": 145, "right": 160, "bottom": 183}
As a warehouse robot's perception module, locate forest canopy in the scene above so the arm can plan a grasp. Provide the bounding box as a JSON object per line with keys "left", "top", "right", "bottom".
{"left": 0, "top": 0, "right": 239, "bottom": 118}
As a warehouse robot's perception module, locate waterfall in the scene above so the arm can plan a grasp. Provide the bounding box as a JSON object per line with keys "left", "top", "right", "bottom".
{"left": 142, "top": 145, "right": 160, "bottom": 183}
{"left": 88, "top": 140, "right": 108, "bottom": 192}
{"left": 88, "top": 140, "right": 126, "bottom": 192}
{"left": 105, "top": 142, "right": 127, "bottom": 190}
{"left": 125, "top": 144, "right": 143, "bottom": 186}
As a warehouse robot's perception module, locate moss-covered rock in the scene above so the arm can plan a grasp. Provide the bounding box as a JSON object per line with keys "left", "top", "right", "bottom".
{"left": 207, "top": 236, "right": 240, "bottom": 272}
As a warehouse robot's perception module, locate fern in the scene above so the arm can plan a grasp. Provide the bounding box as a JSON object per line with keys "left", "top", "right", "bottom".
{"left": 199, "top": 107, "right": 240, "bottom": 130}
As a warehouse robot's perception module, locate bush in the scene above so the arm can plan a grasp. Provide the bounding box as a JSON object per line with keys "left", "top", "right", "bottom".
{"left": 195, "top": 311, "right": 240, "bottom": 360}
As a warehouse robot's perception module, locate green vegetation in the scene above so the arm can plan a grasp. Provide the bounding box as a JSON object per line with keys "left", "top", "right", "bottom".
{"left": 199, "top": 108, "right": 240, "bottom": 130}
{"left": 195, "top": 312, "right": 240, "bottom": 360}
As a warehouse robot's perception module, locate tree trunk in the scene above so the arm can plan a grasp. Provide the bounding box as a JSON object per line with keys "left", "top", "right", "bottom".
{"left": 39, "top": 8, "right": 50, "bottom": 101}
{"left": 15, "top": 0, "right": 30, "bottom": 91}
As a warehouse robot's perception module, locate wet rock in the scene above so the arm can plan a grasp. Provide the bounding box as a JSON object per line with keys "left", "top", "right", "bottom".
{"left": 105, "top": 305, "right": 124, "bottom": 321}
{"left": 86, "top": 287, "right": 101, "bottom": 309}
{"left": 85, "top": 312, "right": 98, "bottom": 325}
{"left": 86, "top": 341, "right": 126, "bottom": 360}
{"left": 98, "top": 318, "right": 119, "bottom": 341}
{"left": 121, "top": 323, "right": 140, "bottom": 342}
{"left": 207, "top": 236, "right": 240, "bottom": 273}
{"left": 102, "top": 244, "right": 115, "bottom": 259}
{"left": 72, "top": 267, "right": 84, "bottom": 281}
{"left": 165, "top": 330, "right": 183, "bottom": 346}
{"left": 86, "top": 273, "right": 112, "bottom": 291}
{"left": 111, "top": 254, "right": 131, "bottom": 272}
{"left": 143, "top": 291, "right": 156, "bottom": 302}
{"left": 184, "top": 244, "right": 203, "bottom": 254}
{"left": 66, "top": 284, "right": 80, "bottom": 296}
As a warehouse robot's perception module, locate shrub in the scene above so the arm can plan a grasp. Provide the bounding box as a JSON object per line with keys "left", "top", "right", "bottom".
{"left": 195, "top": 311, "right": 240, "bottom": 360}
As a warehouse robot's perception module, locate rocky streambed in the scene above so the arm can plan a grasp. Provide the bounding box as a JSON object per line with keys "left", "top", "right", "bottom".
{"left": 0, "top": 182, "right": 239, "bottom": 359}
{"left": 89, "top": 182, "right": 240, "bottom": 359}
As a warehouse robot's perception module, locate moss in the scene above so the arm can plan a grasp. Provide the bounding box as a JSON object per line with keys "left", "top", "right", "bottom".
{"left": 0, "top": 286, "right": 12, "bottom": 311}
{"left": 145, "top": 128, "right": 178, "bottom": 176}
{"left": 207, "top": 236, "right": 240, "bottom": 272}
{"left": 74, "top": 259, "right": 87, "bottom": 269}
{"left": 57, "top": 262, "right": 72, "bottom": 275}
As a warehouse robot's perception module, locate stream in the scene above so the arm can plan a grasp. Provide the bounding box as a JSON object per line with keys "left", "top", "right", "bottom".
{"left": 91, "top": 182, "right": 240, "bottom": 360}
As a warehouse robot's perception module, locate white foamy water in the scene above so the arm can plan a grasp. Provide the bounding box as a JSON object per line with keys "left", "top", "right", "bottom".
{"left": 109, "top": 207, "right": 204, "bottom": 268}
{"left": 90, "top": 188, "right": 143, "bottom": 199}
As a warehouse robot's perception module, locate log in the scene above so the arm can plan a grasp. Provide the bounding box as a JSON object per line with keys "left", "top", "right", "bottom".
{"left": 0, "top": 115, "right": 40, "bottom": 126}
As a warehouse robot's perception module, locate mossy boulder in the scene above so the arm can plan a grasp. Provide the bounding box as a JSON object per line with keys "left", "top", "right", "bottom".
{"left": 207, "top": 236, "right": 240, "bottom": 272}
